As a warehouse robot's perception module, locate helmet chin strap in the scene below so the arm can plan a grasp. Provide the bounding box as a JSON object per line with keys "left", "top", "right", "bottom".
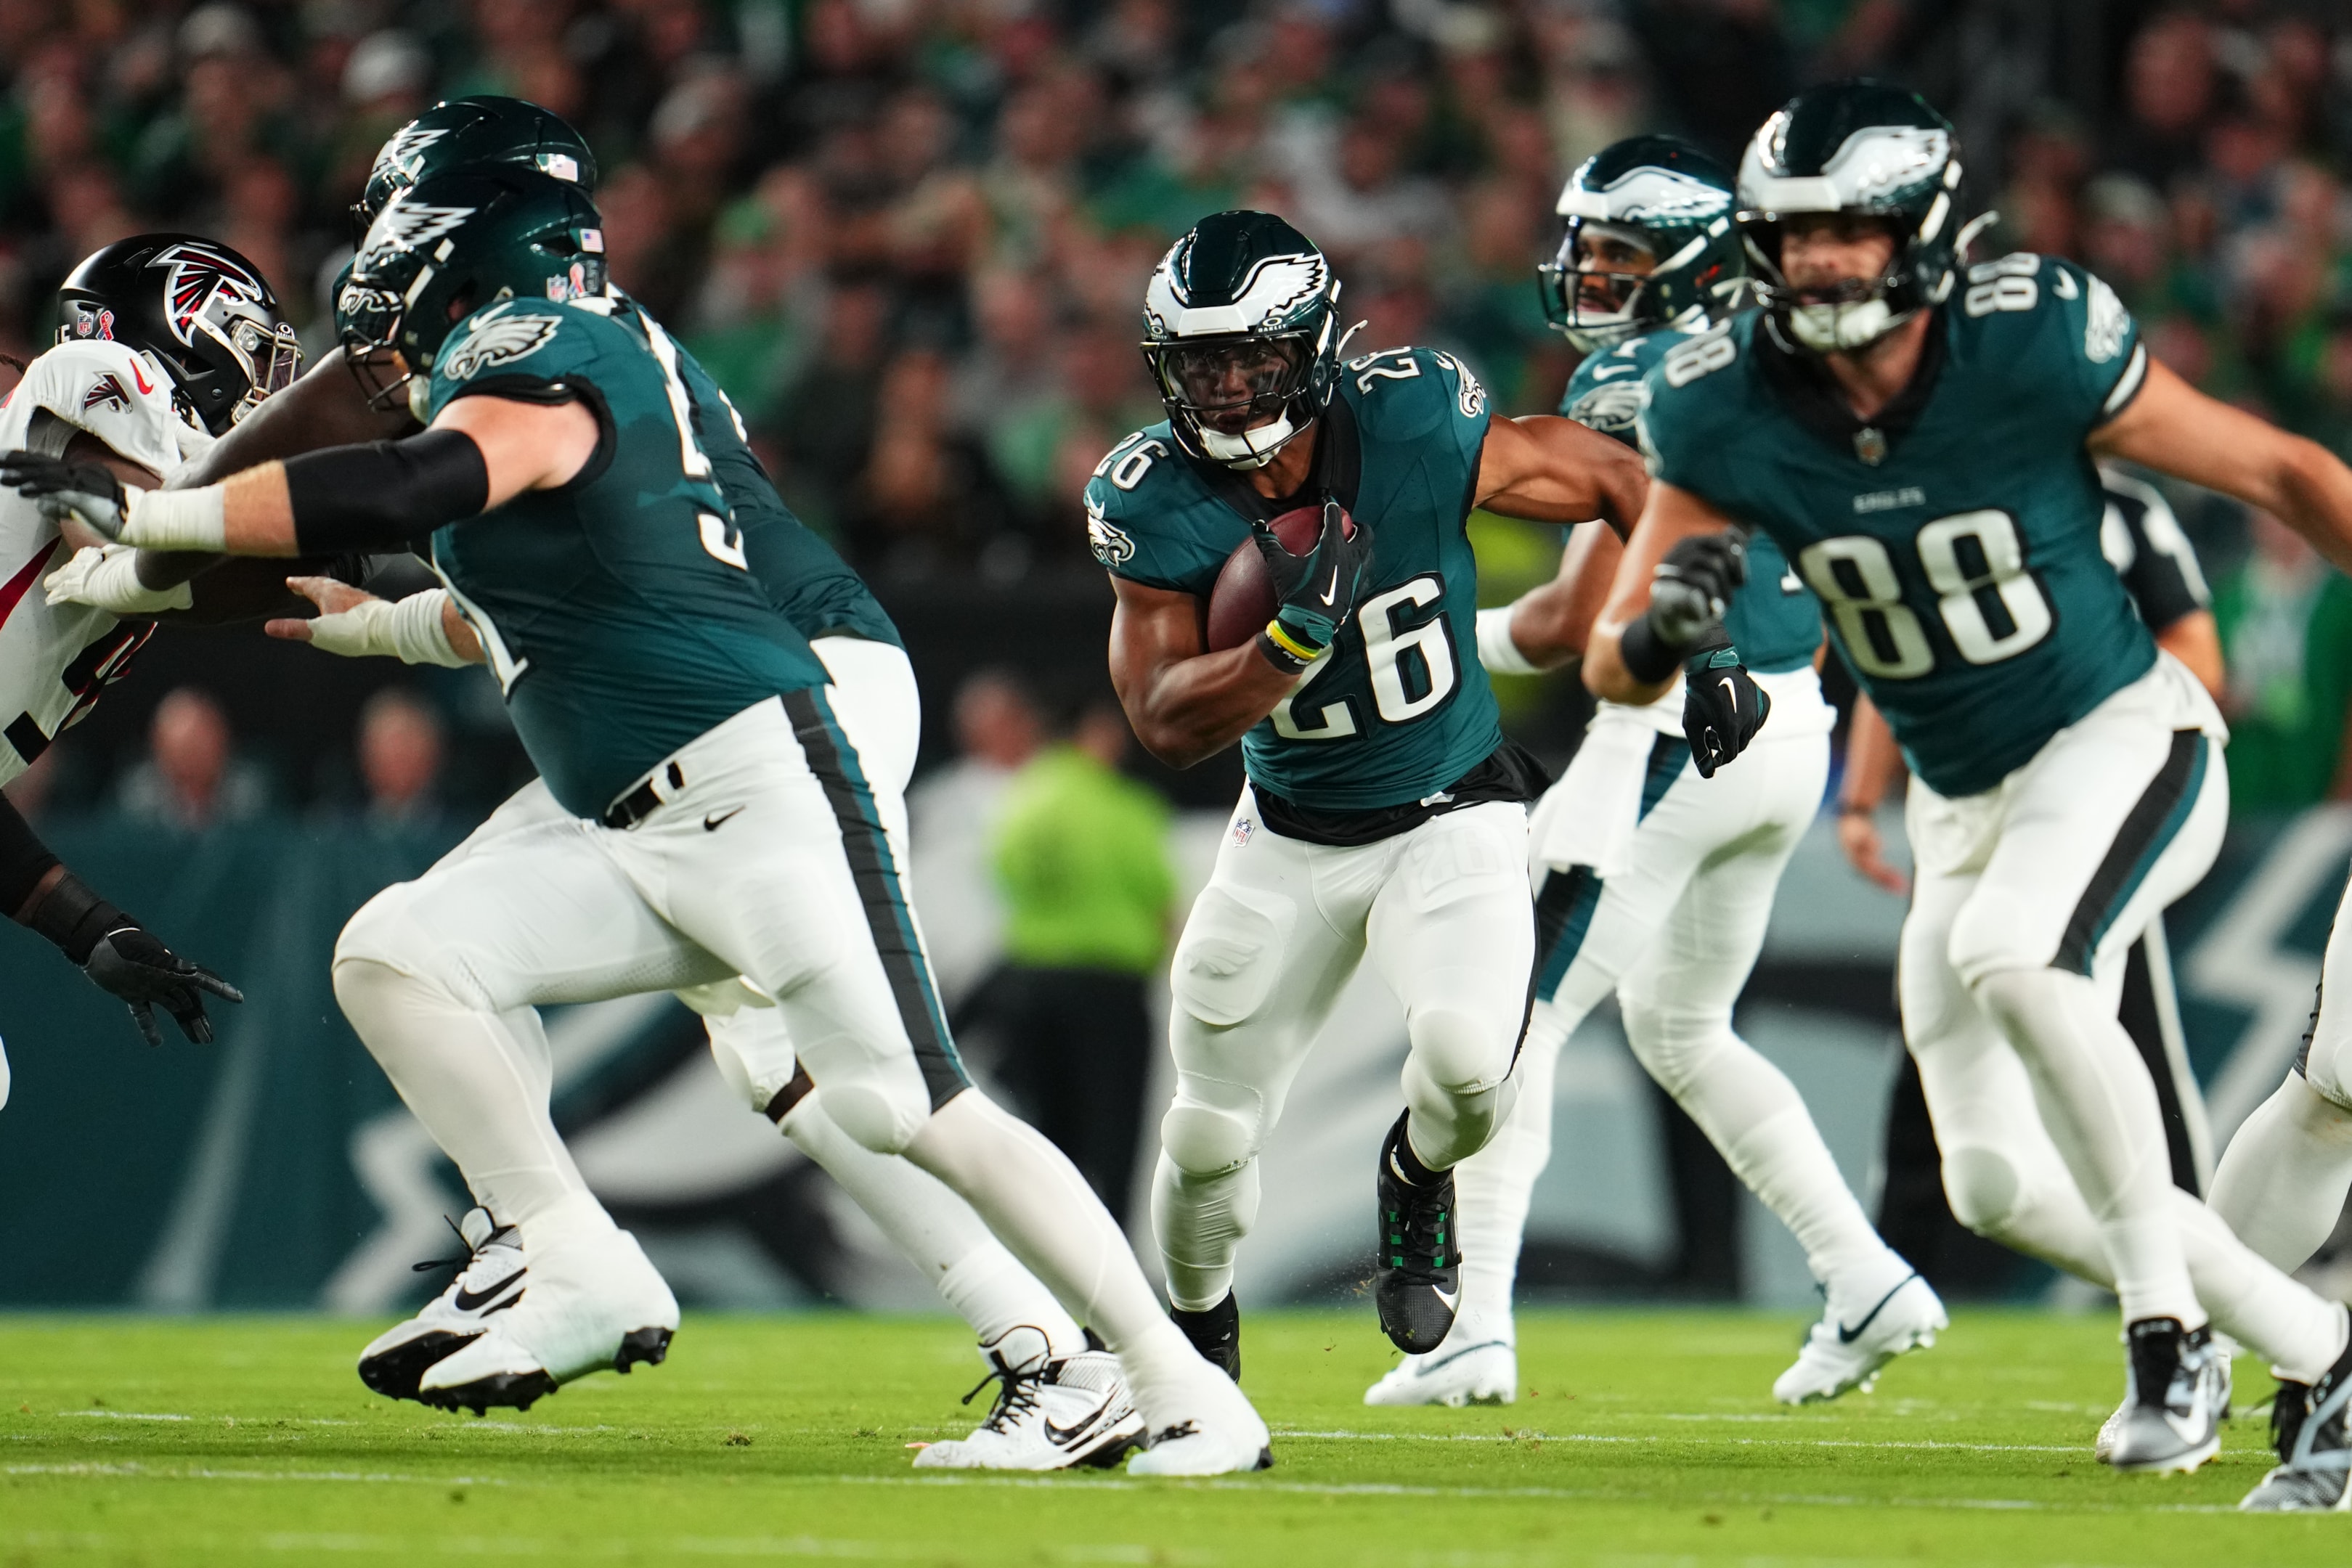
{"left": 1199, "top": 410, "right": 1299, "bottom": 469}
{"left": 1788, "top": 296, "right": 1909, "bottom": 352}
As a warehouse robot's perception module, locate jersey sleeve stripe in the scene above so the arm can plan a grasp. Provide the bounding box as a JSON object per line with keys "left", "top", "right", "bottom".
{"left": 2100, "top": 342, "right": 2149, "bottom": 420}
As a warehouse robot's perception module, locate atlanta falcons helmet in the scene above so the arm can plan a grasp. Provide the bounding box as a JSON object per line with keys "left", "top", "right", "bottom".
{"left": 55, "top": 234, "right": 303, "bottom": 434}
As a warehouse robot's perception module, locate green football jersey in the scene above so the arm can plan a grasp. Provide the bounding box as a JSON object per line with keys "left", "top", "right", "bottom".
{"left": 1087, "top": 346, "right": 1501, "bottom": 812}
{"left": 1640, "top": 255, "right": 2155, "bottom": 797}
{"left": 424, "top": 296, "right": 834, "bottom": 818}
{"left": 1562, "top": 327, "right": 1822, "bottom": 674}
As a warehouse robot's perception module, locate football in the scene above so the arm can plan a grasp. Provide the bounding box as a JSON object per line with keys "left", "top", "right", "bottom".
{"left": 1204, "top": 502, "right": 1357, "bottom": 651}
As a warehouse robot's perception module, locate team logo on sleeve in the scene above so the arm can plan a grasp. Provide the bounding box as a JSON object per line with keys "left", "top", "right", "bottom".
{"left": 1085, "top": 499, "right": 1135, "bottom": 568}
{"left": 1567, "top": 379, "right": 1643, "bottom": 434}
{"left": 438, "top": 303, "right": 563, "bottom": 381}
{"left": 81, "top": 374, "right": 130, "bottom": 413}
{"left": 2084, "top": 275, "right": 2129, "bottom": 364}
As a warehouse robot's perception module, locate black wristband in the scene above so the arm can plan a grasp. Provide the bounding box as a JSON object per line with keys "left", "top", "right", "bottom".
{"left": 0, "top": 789, "right": 60, "bottom": 917}
{"left": 25, "top": 872, "right": 130, "bottom": 965}
{"left": 1619, "top": 613, "right": 1682, "bottom": 684}
{"left": 283, "top": 429, "right": 491, "bottom": 555}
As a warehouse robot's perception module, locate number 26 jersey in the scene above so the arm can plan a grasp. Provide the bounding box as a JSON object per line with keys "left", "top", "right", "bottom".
{"left": 1085, "top": 346, "right": 1501, "bottom": 815}
{"left": 1640, "top": 256, "right": 2157, "bottom": 799}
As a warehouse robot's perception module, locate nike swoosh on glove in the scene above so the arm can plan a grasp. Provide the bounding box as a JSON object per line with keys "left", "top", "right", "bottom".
{"left": 84, "top": 924, "right": 245, "bottom": 1046}
{"left": 1256, "top": 500, "right": 1372, "bottom": 663}
{"left": 0, "top": 451, "right": 129, "bottom": 540}
{"left": 1682, "top": 643, "right": 1771, "bottom": 779}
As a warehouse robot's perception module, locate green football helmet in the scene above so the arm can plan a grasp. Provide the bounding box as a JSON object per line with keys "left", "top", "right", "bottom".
{"left": 1140, "top": 210, "right": 1346, "bottom": 470}
{"left": 1539, "top": 135, "right": 1743, "bottom": 352}
{"left": 355, "top": 96, "right": 598, "bottom": 237}
{"left": 336, "top": 168, "right": 606, "bottom": 415}
{"left": 1735, "top": 79, "right": 1964, "bottom": 352}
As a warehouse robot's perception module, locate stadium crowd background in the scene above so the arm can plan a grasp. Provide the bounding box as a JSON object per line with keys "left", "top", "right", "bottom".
{"left": 0, "top": 0, "right": 2349, "bottom": 820}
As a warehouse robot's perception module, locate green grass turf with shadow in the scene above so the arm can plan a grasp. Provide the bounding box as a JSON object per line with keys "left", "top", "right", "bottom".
{"left": 0, "top": 1309, "right": 2339, "bottom": 1565}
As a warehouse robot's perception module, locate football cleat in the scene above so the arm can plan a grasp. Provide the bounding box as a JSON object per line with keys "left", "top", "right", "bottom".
{"left": 1170, "top": 1292, "right": 1241, "bottom": 1381}
{"left": 1372, "top": 1112, "right": 1460, "bottom": 1355}
{"left": 417, "top": 1219, "right": 677, "bottom": 1414}
{"left": 1772, "top": 1268, "right": 1945, "bottom": 1405}
{"left": 2104, "top": 1317, "right": 2223, "bottom": 1474}
{"left": 913, "top": 1334, "right": 1145, "bottom": 1471}
{"left": 1363, "top": 1336, "right": 1516, "bottom": 1407}
{"left": 357, "top": 1206, "right": 526, "bottom": 1402}
{"left": 2240, "top": 1310, "right": 2352, "bottom": 1511}
{"left": 1125, "top": 1366, "right": 1273, "bottom": 1477}
{"left": 2096, "top": 1347, "right": 2233, "bottom": 1463}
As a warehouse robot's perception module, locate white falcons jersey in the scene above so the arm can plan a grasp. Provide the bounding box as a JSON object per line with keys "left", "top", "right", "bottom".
{"left": 0, "top": 340, "right": 211, "bottom": 785}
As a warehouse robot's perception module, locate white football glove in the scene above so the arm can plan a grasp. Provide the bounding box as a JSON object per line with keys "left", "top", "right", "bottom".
{"left": 44, "top": 544, "right": 192, "bottom": 614}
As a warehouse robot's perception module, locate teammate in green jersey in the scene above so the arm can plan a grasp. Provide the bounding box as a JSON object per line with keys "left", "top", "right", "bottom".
{"left": 1583, "top": 80, "right": 2352, "bottom": 1501}
{"left": 1090, "top": 210, "right": 1645, "bottom": 1368}
{"left": 7, "top": 169, "right": 1273, "bottom": 1476}
{"left": 1371, "top": 134, "right": 1942, "bottom": 1413}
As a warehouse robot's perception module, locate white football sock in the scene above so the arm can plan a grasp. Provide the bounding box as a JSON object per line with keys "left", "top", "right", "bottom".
{"left": 1151, "top": 1153, "right": 1261, "bottom": 1314}
{"left": 1973, "top": 967, "right": 2203, "bottom": 1328}
{"left": 333, "top": 957, "right": 600, "bottom": 1230}
{"left": 2210, "top": 1074, "right": 2352, "bottom": 1275}
{"left": 906, "top": 1090, "right": 1217, "bottom": 1424}
{"left": 776, "top": 1089, "right": 1084, "bottom": 1358}
{"left": 1621, "top": 995, "right": 1895, "bottom": 1289}
{"left": 1449, "top": 1003, "right": 1567, "bottom": 1339}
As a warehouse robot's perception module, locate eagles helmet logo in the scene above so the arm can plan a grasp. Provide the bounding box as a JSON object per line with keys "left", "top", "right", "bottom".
{"left": 1085, "top": 501, "right": 1135, "bottom": 568}
{"left": 149, "top": 243, "right": 270, "bottom": 351}
{"left": 439, "top": 303, "right": 562, "bottom": 381}
{"left": 376, "top": 123, "right": 449, "bottom": 181}
{"left": 365, "top": 203, "right": 477, "bottom": 256}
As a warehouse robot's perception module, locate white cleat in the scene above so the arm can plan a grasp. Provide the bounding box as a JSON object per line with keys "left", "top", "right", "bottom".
{"left": 1773, "top": 1269, "right": 1946, "bottom": 1405}
{"left": 1363, "top": 1339, "right": 1516, "bottom": 1407}
{"left": 2096, "top": 1345, "right": 2231, "bottom": 1464}
{"left": 2105, "top": 1318, "right": 2223, "bottom": 1474}
{"left": 1126, "top": 1370, "right": 1273, "bottom": 1477}
{"left": 913, "top": 1329, "right": 1145, "bottom": 1471}
{"left": 357, "top": 1206, "right": 526, "bottom": 1404}
{"left": 418, "top": 1219, "right": 677, "bottom": 1414}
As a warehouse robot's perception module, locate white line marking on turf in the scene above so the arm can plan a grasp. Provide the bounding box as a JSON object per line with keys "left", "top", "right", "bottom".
{"left": 4, "top": 1462, "right": 507, "bottom": 1485}
{"left": 1275, "top": 1428, "right": 2086, "bottom": 1455}
{"left": 60, "top": 1410, "right": 191, "bottom": 1421}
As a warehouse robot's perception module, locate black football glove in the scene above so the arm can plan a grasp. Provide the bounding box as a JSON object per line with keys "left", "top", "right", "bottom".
{"left": 1254, "top": 499, "right": 1373, "bottom": 672}
{"left": 1682, "top": 637, "right": 1772, "bottom": 779}
{"left": 26, "top": 873, "right": 243, "bottom": 1045}
{"left": 0, "top": 450, "right": 129, "bottom": 539}
{"left": 1649, "top": 533, "right": 1746, "bottom": 645}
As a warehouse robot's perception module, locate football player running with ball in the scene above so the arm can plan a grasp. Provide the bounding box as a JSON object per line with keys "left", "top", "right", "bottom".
{"left": 8, "top": 171, "right": 1268, "bottom": 1475}
{"left": 1369, "top": 135, "right": 1942, "bottom": 1412}
{"left": 1585, "top": 81, "right": 2352, "bottom": 1496}
{"left": 1089, "top": 211, "right": 1645, "bottom": 1371}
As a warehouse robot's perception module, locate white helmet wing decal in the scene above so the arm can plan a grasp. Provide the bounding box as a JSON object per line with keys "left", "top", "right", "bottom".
{"left": 1147, "top": 250, "right": 1328, "bottom": 338}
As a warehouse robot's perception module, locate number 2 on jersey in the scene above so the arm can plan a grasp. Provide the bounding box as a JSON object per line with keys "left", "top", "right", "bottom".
{"left": 1271, "top": 576, "right": 1458, "bottom": 739}
{"left": 1797, "top": 509, "right": 2053, "bottom": 679}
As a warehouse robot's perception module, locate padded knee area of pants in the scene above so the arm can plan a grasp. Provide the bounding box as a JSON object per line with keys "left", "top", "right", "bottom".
{"left": 1618, "top": 1000, "right": 1733, "bottom": 1100}
{"left": 1947, "top": 891, "right": 2049, "bottom": 989}
{"left": 1943, "top": 1145, "right": 2024, "bottom": 1236}
{"left": 1407, "top": 1007, "right": 1512, "bottom": 1096}
{"left": 335, "top": 890, "right": 492, "bottom": 1012}
{"left": 1160, "top": 1101, "right": 1258, "bottom": 1179}
{"left": 815, "top": 1076, "right": 928, "bottom": 1155}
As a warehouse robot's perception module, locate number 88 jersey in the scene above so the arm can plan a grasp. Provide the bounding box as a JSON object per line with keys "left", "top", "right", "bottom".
{"left": 1086, "top": 345, "right": 1502, "bottom": 814}
{"left": 1639, "top": 254, "right": 2157, "bottom": 799}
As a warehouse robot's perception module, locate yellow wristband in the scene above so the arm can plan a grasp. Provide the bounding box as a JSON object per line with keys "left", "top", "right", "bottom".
{"left": 1263, "top": 619, "right": 1319, "bottom": 662}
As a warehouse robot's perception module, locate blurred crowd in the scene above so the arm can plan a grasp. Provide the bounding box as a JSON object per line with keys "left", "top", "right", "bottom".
{"left": 4, "top": 0, "right": 2352, "bottom": 807}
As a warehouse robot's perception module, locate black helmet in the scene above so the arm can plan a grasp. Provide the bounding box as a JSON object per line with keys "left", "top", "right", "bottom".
{"left": 337, "top": 168, "right": 606, "bottom": 415}
{"left": 356, "top": 95, "right": 598, "bottom": 237}
{"left": 56, "top": 234, "right": 303, "bottom": 434}
{"left": 1539, "top": 134, "right": 1745, "bottom": 352}
{"left": 1735, "top": 79, "right": 1963, "bottom": 352}
{"left": 1140, "top": 211, "right": 1346, "bottom": 470}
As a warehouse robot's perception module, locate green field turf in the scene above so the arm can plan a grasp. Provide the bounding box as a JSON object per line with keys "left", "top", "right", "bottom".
{"left": 0, "top": 1308, "right": 2340, "bottom": 1565}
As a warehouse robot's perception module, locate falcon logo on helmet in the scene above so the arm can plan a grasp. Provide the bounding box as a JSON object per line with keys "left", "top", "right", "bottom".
{"left": 54, "top": 233, "right": 302, "bottom": 435}
{"left": 1140, "top": 211, "right": 1347, "bottom": 470}
{"left": 150, "top": 243, "right": 269, "bottom": 351}
{"left": 1540, "top": 135, "right": 1744, "bottom": 353}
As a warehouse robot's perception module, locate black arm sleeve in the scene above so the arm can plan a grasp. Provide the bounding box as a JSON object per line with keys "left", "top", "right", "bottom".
{"left": 0, "top": 789, "right": 60, "bottom": 918}
{"left": 281, "top": 428, "right": 491, "bottom": 556}
{"left": 2113, "top": 496, "right": 2207, "bottom": 634}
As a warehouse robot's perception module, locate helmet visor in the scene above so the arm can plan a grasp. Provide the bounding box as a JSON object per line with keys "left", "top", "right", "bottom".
{"left": 1149, "top": 335, "right": 1310, "bottom": 436}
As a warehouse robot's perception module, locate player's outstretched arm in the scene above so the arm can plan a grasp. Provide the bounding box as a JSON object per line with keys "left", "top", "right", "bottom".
{"left": 264, "top": 576, "right": 483, "bottom": 666}
{"left": 1107, "top": 576, "right": 1302, "bottom": 770}
{"left": 2091, "top": 356, "right": 2352, "bottom": 576}
{"left": 1476, "top": 520, "right": 1622, "bottom": 674}
{"left": 1, "top": 794, "right": 241, "bottom": 1046}
{"left": 1472, "top": 415, "right": 1648, "bottom": 536}
{"left": 1582, "top": 478, "right": 1743, "bottom": 704}
{"left": 0, "top": 393, "right": 600, "bottom": 559}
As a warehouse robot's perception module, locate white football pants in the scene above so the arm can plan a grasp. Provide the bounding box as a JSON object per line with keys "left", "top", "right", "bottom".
{"left": 1152, "top": 791, "right": 1534, "bottom": 1312}
{"left": 1903, "top": 655, "right": 2344, "bottom": 1379}
{"left": 2210, "top": 865, "right": 2352, "bottom": 1275}
{"left": 333, "top": 639, "right": 1212, "bottom": 1407}
{"left": 1449, "top": 689, "right": 1905, "bottom": 1335}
